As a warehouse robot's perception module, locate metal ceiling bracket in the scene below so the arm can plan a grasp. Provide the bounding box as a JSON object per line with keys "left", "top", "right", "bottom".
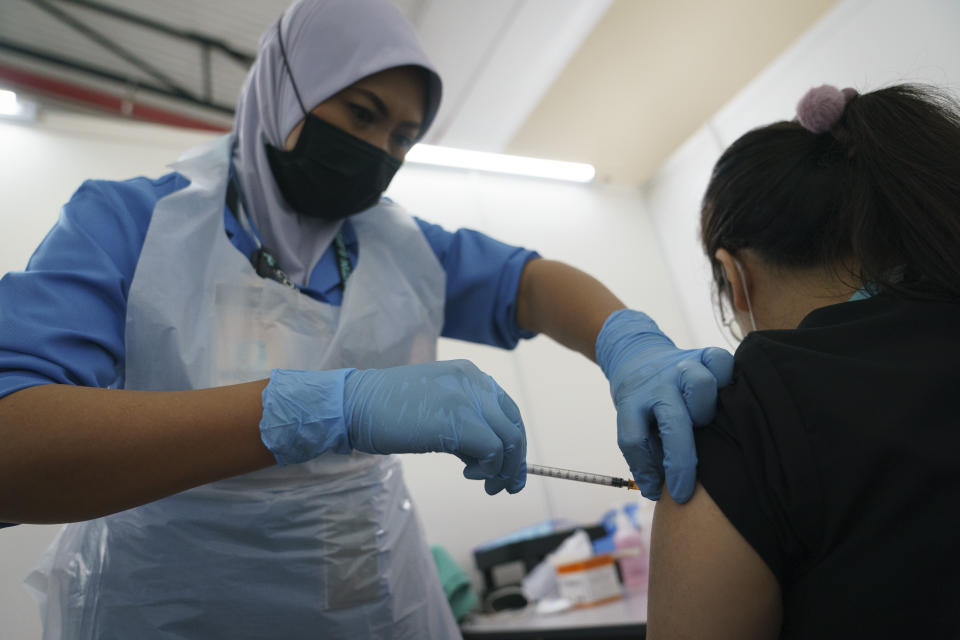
{"left": 60, "top": 0, "right": 255, "bottom": 66}
{"left": 0, "top": 37, "right": 235, "bottom": 114}
{"left": 6, "top": 0, "right": 260, "bottom": 117}
{"left": 28, "top": 0, "right": 196, "bottom": 100}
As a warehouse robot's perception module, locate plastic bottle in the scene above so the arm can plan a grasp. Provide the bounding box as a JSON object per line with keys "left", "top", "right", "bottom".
{"left": 634, "top": 499, "right": 655, "bottom": 551}
{"left": 613, "top": 506, "right": 649, "bottom": 594}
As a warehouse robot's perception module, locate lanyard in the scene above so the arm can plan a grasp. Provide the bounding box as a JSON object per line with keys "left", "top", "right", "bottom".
{"left": 226, "top": 175, "right": 351, "bottom": 290}
{"left": 332, "top": 233, "right": 352, "bottom": 285}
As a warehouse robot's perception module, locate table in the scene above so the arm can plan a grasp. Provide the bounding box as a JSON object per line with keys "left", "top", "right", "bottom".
{"left": 460, "top": 590, "right": 647, "bottom": 639}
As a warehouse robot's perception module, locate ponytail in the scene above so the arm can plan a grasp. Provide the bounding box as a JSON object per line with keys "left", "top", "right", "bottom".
{"left": 702, "top": 84, "right": 960, "bottom": 302}
{"left": 836, "top": 85, "right": 960, "bottom": 298}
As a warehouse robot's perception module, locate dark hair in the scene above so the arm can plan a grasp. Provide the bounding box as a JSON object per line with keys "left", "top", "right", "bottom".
{"left": 701, "top": 84, "right": 960, "bottom": 309}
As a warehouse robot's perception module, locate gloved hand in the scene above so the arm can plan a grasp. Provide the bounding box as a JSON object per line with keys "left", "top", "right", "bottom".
{"left": 596, "top": 309, "right": 734, "bottom": 503}
{"left": 260, "top": 360, "right": 526, "bottom": 495}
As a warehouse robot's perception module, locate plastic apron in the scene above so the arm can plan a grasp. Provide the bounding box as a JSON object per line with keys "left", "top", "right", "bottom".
{"left": 25, "top": 136, "right": 461, "bottom": 639}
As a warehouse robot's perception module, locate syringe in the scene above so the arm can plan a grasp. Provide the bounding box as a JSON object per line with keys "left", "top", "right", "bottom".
{"left": 527, "top": 463, "right": 639, "bottom": 490}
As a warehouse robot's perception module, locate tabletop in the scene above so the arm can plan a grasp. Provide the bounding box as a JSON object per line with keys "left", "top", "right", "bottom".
{"left": 460, "top": 589, "right": 647, "bottom": 639}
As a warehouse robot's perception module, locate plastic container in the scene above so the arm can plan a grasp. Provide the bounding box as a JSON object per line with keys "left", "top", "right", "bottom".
{"left": 554, "top": 554, "right": 622, "bottom": 608}
{"left": 613, "top": 507, "right": 649, "bottom": 593}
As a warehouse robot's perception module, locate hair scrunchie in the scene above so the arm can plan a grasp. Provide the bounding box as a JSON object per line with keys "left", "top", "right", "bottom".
{"left": 796, "top": 84, "right": 858, "bottom": 133}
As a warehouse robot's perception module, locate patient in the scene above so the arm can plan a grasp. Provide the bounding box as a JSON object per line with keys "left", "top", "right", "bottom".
{"left": 647, "top": 84, "right": 960, "bottom": 639}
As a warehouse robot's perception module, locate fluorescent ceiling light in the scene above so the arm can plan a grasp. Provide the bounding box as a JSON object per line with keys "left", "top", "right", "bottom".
{"left": 0, "top": 89, "right": 18, "bottom": 116}
{"left": 0, "top": 89, "right": 37, "bottom": 122}
{"left": 405, "top": 144, "right": 595, "bottom": 183}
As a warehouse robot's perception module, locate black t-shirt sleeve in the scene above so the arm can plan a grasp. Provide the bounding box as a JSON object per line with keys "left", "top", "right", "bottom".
{"left": 694, "top": 337, "right": 826, "bottom": 585}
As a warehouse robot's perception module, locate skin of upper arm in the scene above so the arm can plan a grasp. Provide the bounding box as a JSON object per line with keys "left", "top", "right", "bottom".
{"left": 514, "top": 258, "right": 624, "bottom": 360}
{"left": 646, "top": 482, "right": 783, "bottom": 640}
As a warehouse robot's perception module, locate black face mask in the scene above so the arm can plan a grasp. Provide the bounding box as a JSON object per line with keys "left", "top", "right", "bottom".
{"left": 266, "top": 18, "right": 403, "bottom": 221}
{"left": 265, "top": 114, "right": 402, "bottom": 221}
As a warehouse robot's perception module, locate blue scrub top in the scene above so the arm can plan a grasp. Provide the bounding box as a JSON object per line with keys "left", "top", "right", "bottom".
{"left": 0, "top": 172, "right": 539, "bottom": 402}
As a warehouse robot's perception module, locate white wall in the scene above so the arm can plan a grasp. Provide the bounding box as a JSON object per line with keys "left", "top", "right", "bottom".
{"left": 386, "top": 167, "right": 687, "bottom": 595}
{"left": 644, "top": 0, "right": 960, "bottom": 349}
{"left": 417, "top": 0, "right": 612, "bottom": 151}
{"left": 0, "top": 110, "right": 672, "bottom": 637}
{"left": 0, "top": 113, "right": 216, "bottom": 275}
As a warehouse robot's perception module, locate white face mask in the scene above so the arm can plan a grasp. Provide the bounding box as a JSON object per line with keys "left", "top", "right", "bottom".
{"left": 733, "top": 258, "right": 758, "bottom": 334}
{"left": 717, "top": 257, "right": 759, "bottom": 345}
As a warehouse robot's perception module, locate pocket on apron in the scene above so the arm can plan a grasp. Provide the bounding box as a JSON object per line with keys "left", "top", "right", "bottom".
{"left": 214, "top": 284, "right": 273, "bottom": 385}
{"left": 321, "top": 483, "right": 383, "bottom": 610}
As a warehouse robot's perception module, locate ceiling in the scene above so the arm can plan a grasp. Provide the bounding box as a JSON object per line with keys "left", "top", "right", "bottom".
{"left": 507, "top": 0, "right": 838, "bottom": 186}
{"left": 0, "top": 0, "right": 837, "bottom": 186}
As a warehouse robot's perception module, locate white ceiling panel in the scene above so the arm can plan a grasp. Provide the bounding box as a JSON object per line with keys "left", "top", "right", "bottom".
{"left": 422, "top": 0, "right": 611, "bottom": 150}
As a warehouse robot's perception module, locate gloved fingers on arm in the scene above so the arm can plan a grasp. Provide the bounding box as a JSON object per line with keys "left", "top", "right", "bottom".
{"left": 642, "top": 431, "right": 666, "bottom": 500}
{"left": 651, "top": 384, "right": 698, "bottom": 505}
{"left": 675, "top": 360, "right": 719, "bottom": 426}
{"left": 616, "top": 396, "right": 664, "bottom": 501}
{"left": 632, "top": 456, "right": 665, "bottom": 502}
{"left": 700, "top": 346, "right": 734, "bottom": 387}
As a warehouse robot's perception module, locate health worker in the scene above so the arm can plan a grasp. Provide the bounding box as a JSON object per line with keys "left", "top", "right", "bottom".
{"left": 0, "top": 0, "right": 732, "bottom": 637}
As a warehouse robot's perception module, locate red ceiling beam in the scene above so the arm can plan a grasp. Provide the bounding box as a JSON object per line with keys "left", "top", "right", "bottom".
{"left": 0, "top": 62, "right": 230, "bottom": 133}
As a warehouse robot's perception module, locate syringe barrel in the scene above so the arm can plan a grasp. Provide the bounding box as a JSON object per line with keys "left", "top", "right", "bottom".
{"left": 528, "top": 463, "right": 616, "bottom": 487}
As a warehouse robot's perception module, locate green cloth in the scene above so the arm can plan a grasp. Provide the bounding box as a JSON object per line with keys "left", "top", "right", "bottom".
{"left": 430, "top": 545, "right": 478, "bottom": 622}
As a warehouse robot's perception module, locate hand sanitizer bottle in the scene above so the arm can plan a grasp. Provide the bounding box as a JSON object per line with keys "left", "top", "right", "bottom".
{"left": 613, "top": 506, "right": 649, "bottom": 594}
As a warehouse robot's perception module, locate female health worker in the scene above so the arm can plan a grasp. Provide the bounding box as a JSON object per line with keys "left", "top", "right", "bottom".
{"left": 0, "top": 0, "right": 732, "bottom": 637}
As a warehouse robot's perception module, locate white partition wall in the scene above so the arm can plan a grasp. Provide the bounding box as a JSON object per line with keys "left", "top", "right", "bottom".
{"left": 644, "top": 0, "right": 960, "bottom": 349}
{"left": 386, "top": 166, "right": 688, "bottom": 592}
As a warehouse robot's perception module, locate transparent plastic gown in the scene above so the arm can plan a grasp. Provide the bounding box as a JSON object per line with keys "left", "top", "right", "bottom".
{"left": 25, "top": 136, "right": 460, "bottom": 639}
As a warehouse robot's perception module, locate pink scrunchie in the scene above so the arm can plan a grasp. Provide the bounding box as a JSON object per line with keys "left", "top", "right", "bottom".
{"left": 796, "top": 85, "right": 858, "bottom": 133}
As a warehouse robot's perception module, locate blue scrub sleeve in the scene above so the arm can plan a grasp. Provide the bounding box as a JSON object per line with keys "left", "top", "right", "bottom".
{"left": 414, "top": 218, "right": 540, "bottom": 349}
{"left": 0, "top": 178, "right": 540, "bottom": 404}
{"left": 0, "top": 175, "right": 185, "bottom": 400}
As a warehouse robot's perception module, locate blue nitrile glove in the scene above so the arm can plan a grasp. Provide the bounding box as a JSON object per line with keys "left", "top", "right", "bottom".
{"left": 596, "top": 309, "right": 734, "bottom": 503}
{"left": 259, "top": 360, "right": 526, "bottom": 495}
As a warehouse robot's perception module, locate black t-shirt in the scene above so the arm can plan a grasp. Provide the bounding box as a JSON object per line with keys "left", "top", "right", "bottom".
{"left": 696, "top": 294, "right": 960, "bottom": 639}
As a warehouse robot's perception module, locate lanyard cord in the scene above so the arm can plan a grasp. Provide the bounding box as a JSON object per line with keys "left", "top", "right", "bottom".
{"left": 332, "top": 233, "right": 352, "bottom": 285}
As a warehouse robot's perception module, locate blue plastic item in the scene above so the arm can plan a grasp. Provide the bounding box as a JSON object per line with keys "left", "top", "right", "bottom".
{"left": 596, "top": 309, "right": 734, "bottom": 503}
{"left": 344, "top": 360, "right": 526, "bottom": 495}
{"left": 261, "top": 360, "right": 527, "bottom": 495}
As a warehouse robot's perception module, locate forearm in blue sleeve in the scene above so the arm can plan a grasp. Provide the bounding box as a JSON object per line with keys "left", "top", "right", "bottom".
{"left": 0, "top": 176, "right": 182, "bottom": 399}
{"left": 415, "top": 218, "right": 540, "bottom": 349}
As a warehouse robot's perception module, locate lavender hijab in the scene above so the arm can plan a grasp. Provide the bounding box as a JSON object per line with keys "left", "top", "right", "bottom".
{"left": 231, "top": 0, "right": 442, "bottom": 284}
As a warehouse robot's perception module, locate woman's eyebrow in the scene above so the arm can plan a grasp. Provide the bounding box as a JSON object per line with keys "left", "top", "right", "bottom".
{"left": 352, "top": 88, "right": 422, "bottom": 130}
